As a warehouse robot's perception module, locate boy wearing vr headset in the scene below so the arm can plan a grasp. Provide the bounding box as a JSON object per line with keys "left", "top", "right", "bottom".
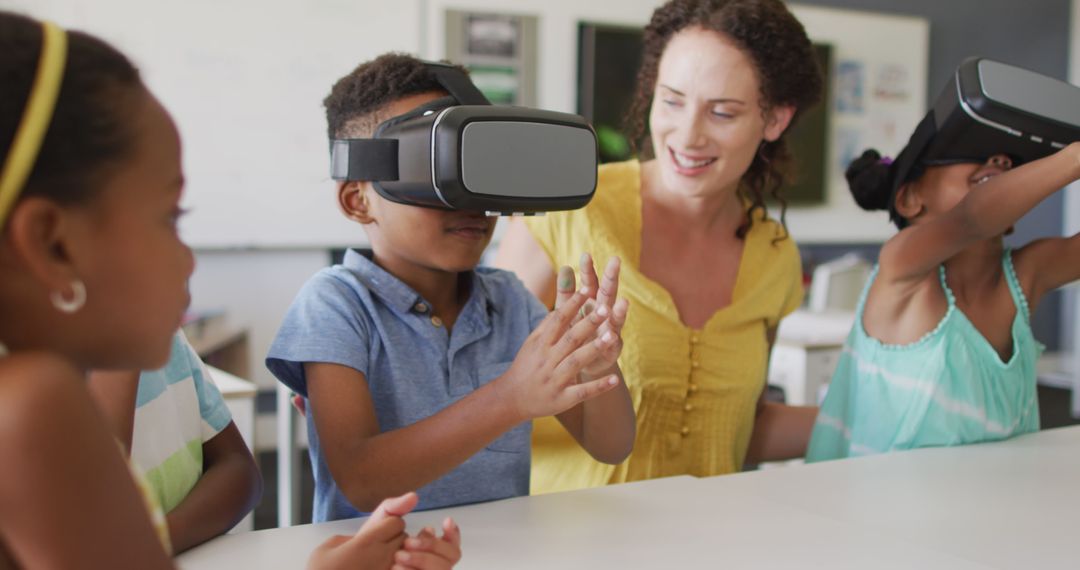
{"left": 806, "top": 59, "right": 1080, "bottom": 462}
{"left": 267, "top": 54, "right": 636, "bottom": 522}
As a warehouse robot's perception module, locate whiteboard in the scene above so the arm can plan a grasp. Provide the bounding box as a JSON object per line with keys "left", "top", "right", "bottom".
{"left": 1, "top": 0, "right": 420, "bottom": 249}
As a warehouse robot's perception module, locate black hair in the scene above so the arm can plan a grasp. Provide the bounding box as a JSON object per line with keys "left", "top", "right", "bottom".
{"left": 0, "top": 11, "right": 142, "bottom": 209}
{"left": 625, "top": 0, "right": 823, "bottom": 240}
{"left": 845, "top": 148, "right": 927, "bottom": 230}
{"left": 324, "top": 53, "right": 467, "bottom": 139}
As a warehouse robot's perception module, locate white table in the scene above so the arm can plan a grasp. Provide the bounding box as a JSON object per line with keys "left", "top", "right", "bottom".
{"left": 178, "top": 426, "right": 1080, "bottom": 569}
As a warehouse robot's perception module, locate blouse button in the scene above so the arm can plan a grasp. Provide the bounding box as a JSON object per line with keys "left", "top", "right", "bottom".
{"left": 691, "top": 361, "right": 700, "bottom": 369}
{"left": 430, "top": 316, "right": 443, "bottom": 327}
{"left": 680, "top": 426, "right": 690, "bottom": 436}
{"left": 684, "top": 403, "right": 693, "bottom": 412}
{"left": 414, "top": 302, "right": 429, "bottom": 313}
{"left": 688, "top": 383, "right": 699, "bottom": 393}
{"left": 690, "top": 335, "right": 699, "bottom": 344}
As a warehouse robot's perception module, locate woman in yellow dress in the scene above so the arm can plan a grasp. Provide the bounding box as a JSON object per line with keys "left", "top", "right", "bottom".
{"left": 496, "top": 0, "right": 824, "bottom": 492}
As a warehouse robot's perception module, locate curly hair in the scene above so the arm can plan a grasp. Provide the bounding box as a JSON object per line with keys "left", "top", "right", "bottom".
{"left": 625, "top": 0, "right": 823, "bottom": 239}
{"left": 324, "top": 53, "right": 467, "bottom": 139}
{"left": 0, "top": 11, "right": 141, "bottom": 210}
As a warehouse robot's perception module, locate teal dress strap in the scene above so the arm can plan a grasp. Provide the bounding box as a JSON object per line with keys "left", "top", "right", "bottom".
{"left": 1001, "top": 248, "right": 1033, "bottom": 323}
{"left": 937, "top": 265, "right": 957, "bottom": 306}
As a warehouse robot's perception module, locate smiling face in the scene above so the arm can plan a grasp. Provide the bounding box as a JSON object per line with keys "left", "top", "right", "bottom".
{"left": 901, "top": 154, "right": 1014, "bottom": 225}
{"left": 648, "top": 27, "right": 792, "bottom": 200}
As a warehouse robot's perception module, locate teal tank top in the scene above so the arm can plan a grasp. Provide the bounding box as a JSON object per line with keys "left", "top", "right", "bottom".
{"left": 806, "top": 249, "right": 1042, "bottom": 462}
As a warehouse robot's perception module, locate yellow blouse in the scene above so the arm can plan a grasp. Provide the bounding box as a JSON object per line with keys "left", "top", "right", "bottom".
{"left": 525, "top": 160, "right": 804, "bottom": 493}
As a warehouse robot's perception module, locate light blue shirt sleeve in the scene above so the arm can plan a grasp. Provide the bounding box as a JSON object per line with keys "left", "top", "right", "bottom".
{"left": 266, "top": 270, "right": 372, "bottom": 397}
{"left": 177, "top": 331, "right": 232, "bottom": 440}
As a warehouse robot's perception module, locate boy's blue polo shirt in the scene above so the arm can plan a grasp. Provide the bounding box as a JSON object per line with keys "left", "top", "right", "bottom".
{"left": 267, "top": 249, "right": 548, "bottom": 521}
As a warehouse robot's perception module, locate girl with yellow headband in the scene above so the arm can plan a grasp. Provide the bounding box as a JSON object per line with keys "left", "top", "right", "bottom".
{"left": 0, "top": 11, "right": 458, "bottom": 569}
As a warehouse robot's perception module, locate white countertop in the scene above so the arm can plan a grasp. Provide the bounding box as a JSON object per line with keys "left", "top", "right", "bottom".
{"left": 178, "top": 426, "right": 1080, "bottom": 569}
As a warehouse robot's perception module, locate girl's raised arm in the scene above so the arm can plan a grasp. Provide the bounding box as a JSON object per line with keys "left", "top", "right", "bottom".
{"left": 879, "top": 142, "right": 1080, "bottom": 286}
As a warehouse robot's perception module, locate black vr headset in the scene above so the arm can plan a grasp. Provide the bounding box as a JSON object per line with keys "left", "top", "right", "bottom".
{"left": 330, "top": 62, "right": 598, "bottom": 215}
{"left": 890, "top": 57, "right": 1080, "bottom": 195}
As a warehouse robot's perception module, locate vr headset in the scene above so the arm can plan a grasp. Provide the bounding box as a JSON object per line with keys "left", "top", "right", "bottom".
{"left": 330, "top": 62, "right": 598, "bottom": 215}
{"left": 892, "top": 57, "right": 1080, "bottom": 190}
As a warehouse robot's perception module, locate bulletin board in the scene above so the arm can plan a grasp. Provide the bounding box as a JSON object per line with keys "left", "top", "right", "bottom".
{"left": 786, "top": 4, "right": 929, "bottom": 243}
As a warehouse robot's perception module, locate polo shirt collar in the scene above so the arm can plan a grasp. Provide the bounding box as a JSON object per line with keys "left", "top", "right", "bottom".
{"left": 342, "top": 249, "right": 494, "bottom": 324}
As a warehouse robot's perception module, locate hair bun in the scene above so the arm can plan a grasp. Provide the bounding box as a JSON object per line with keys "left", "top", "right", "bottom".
{"left": 846, "top": 149, "right": 892, "bottom": 211}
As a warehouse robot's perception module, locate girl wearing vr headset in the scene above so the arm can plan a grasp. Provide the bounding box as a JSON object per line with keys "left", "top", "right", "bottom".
{"left": 0, "top": 12, "right": 457, "bottom": 569}
{"left": 497, "top": 0, "right": 823, "bottom": 493}
{"left": 806, "top": 132, "right": 1080, "bottom": 461}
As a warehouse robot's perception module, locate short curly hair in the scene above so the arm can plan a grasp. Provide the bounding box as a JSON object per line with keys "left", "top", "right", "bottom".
{"left": 324, "top": 53, "right": 467, "bottom": 139}
{"left": 625, "top": 0, "right": 823, "bottom": 239}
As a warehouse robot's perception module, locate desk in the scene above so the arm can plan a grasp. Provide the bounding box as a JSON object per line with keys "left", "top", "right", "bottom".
{"left": 178, "top": 426, "right": 1080, "bottom": 569}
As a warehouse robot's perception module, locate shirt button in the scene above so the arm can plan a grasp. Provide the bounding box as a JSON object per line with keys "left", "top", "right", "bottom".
{"left": 681, "top": 426, "right": 690, "bottom": 436}
{"left": 690, "top": 335, "right": 699, "bottom": 344}
{"left": 691, "top": 361, "right": 700, "bottom": 369}
{"left": 414, "top": 302, "right": 429, "bottom": 313}
{"left": 684, "top": 403, "right": 693, "bottom": 412}
{"left": 688, "top": 383, "right": 698, "bottom": 393}
{"left": 430, "top": 316, "right": 443, "bottom": 327}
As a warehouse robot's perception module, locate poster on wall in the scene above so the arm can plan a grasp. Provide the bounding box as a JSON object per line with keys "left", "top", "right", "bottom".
{"left": 836, "top": 60, "right": 865, "bottom": 114}
{"left": 445, "top": 10, "right": 538, "bottom": 107}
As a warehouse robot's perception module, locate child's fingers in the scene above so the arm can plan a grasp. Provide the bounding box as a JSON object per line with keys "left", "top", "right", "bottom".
{"left": 395, "top": 549, "right": 456, "bottom": 570}
{"left": 318, "top": 534, "right": 350, "bottom": 550}
{"left": 578, "top": 252, "right": 599, "bottom": 298}
{"left": 541, "top": 288, "right": 590, "bottom": 343}
{"left": 561, "top": 374, "right": 620, "bottom": 407}
{"left": 594, "top": 256, "right": 621, "bottom": 311}
{"left": 552, "top": 265, "right": 577, "bottom": 312}
{"left": 353, "top": 514, "right": 407, "bottom": 545}
{"left": 610, "top": 297, "right": 630, "bottom": 334}
{"left": 368, "top": 491, "right": 419, "bottom": 524}
{"left": 550, "top": 303, "right": 609, "bottom": 363}
{"left": 403, "top": 533, "right": 462, "bottom": 564}
{"left": 441, "top": 517, "right": 461, "bottom": 549}
{"left": 556, "top": 326, "right": 618, "bottom": 380}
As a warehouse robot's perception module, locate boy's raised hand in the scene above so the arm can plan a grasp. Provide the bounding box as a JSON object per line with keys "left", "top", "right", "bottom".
{"left": 307, "top": 492, "right": 417, "bottom": 570}
{"left": 560, "top": 254, "right": 629, "bottom": 377}
{"left": 500, "top": 281, "right": 621, "bottom": 420}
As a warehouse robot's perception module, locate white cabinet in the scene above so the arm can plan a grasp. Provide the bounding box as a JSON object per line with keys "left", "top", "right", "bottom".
{"left": 767, "top": 310, "right": 854, "bottom": 406}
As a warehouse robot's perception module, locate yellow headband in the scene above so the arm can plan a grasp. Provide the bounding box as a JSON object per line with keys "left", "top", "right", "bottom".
{"left": 0, "top": 21, "right": 68, "bottom": 231}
